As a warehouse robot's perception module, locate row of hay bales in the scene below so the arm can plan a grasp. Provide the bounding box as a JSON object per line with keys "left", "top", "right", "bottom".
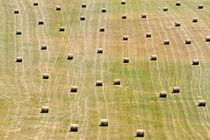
{"left": 13, "top": 0, "right": 208, "bottom": 138}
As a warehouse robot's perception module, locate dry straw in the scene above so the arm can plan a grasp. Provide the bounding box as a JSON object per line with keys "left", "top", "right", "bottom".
{"left": 192, "top": 59, "right": 199, "bottom": 65}
{"left": 42, "top": 74, "right": 49, "bottom": 79}
{"left": 146, "top": 32, "right": 152, "bottom": 38}
{"left": 97, "top": 48, "right": 103, "bottom": 54}
{"left": 114, "top": 79, "right": 121, "bottom": 85}
{"left": 40, "top": 106, "right": 49, "bottom": 113}
{"left": 100, "top": 119, "right": 108, "bottom": 126}
{"left": 123, "top": 57, "right": 129, "bottom": 63}
{"left": 40, "top": 45, "right": 47, "bottom": 50}
{"left": 70, "top": 86, "right": 78, "bottom": 92}
{"left": 96, "top": 80, "right": 103, "bottom": 86}
{"left": 70, "top": 124, "right": 78, "bottom": 132}
{"left": 197, "top": 100, "right": 206, "bottom": 107}
{"left": 136, "top": 129, "right": 144, "bottom": 137}
{"left": 14, "top": 9, "right": 19, "bottom": 14}
{"left": 163, "top": 40, "right": 170, "bottom": 45}
{"left": 56, "top": 6, "right": 61, "bottom": 11}
{"left": 172, "top": 87, "right": 180, "bottom": 93}
{"left": 159, "top": 91, "right": 167, "bottom": 98}
{"left": 15, "top": 57, "right": 23, "bottom": 62}
{"left": 67, "top": 54, "right": 73, "bottom": 60}
{"left": 150, "top": 55, "right": 157, "bottom": 61}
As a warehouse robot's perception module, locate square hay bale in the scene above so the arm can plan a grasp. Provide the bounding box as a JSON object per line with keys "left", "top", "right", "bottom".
{"left": 197, "top": 100, "right": 206, "bottom": 107}
{"left": 175, "top": 22, "right": 181, "bottom": 27}
{"left": 82, "top": 4, "right": 86, "bottom": 8}
{"left": 114, "top": 79, "right": 121, "bottom": 85}
{"left": 80, "top": 16, "right": 86, "bottom": 20}
{"left": 16, "top": 30, "right": 22, "bottom": 35}
{"left": 121, "top": 0, "right": 126, "bottom": 4}
{"left": 102, "top": 8, "right": 107, "bottom": 13}
{"left": 198, "top": 4, "right": 203, "bottom": 9}
{"left": 150, "top": 55, "right": 157, "bottom": 61}
{"left": 15, "top": 57, "right": 23, "bottom": 62}
{"left": 163, "top": 7, "right": 168, "bottom": 11}
{"left": 70, "top": 86, "right": 78, "bottom": 92}
{"left": 33, "top": 2, "right": 38, "bottom": 6}
{"left": 96, "top": 80, "right": 103, "bottom": 86}
{"left": 59, "top": 27, "right": 65, "bottom": 32}
{"left": 67, "top": 54, "right": 73, "bottom": 60}
{"left": 205, "top": 36, "right": 210, "bottom": 42}
{"left": 159, "top": 91, "right": 167, "bottom": 98}
{"left": 123, "top": 35, "right": 129, "bottom": 41}
{"left": 97, "top": 48, "right": 103, "bottom": 54}
{"left": 176, "top": 2, "right": 181, "bottom": 6}
{"left": 192, "top": 18, "right": 198, "bottom": 22}
{"left": 172, "top": 87, "right": 180, "bottom": 93}
{"left": 192, "top": 59, "right": 199, "bottom": 65}
{"left": 40, "top": 106, "right": 49, "bottom": 113}
{"left": 70, "top": 124, "right": 78, "bottom": 132}
{"left": 163, "top": 40, "right": 170, "bottom": 45}
{"left": 123, "top": 57, "right": 129, "bottom": 63}
{"left": 100, "top": 119, "right": 108, "bottom": 126}
{"left": 14, "top": 9, "right": 19, "bottom": 14}
{"left": 146, "top": 32, "right": 152, "bottom": 38}
{"left": 38, "top": 20, "right": 44, "bottom": 25}
{"left": 122, "top": 15, "right": 127, "bottom": 19}
{"left": 42, "top": 74, "right": 49, "bottom": 79}
{"left": 99, "top": 27, "right": 105, "bottom": 32}
{"left": 40, "top": 45, "right": 47, "bottom": 50}
{"left": 136, "top": 129, "right": 144, "bottom": 137}
{"left": 185, "top": 39, "right": 191, "bottom": 44}
{"left": 141, "top": 14, "right": 147, "bottom": 18}
{"left": 56, "top": 6, "right": 61, "bottom": 11}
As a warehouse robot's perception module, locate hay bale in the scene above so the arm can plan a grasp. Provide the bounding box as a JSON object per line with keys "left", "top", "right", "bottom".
{"left": 192, "top": 18, "right": 198, "bottom": 22}
{"left": 80, "top": 16, "right": 86, "bottom": 21}
{"left": 16, "top": 30, "right": 22, "bottom": 35}
{"left": 150, "top": 55, "right": 157, "bottom": 61}
{"left": 198, "top": 4, "right": 203, "bottom": 9}
{"left": 102, "top": 8, "right": 107, "bottom": 13}
{"left": 121, "top": 0, "right": 126, "bottom": 4}
{"left": 99, "top": 27, "right": 105, "bottom": 32}
{"left": 67, "top": 54, "right": 73, "bottom": 60}
{"left": 70, "top": 86, "right": 78, "bottom": 92}
{"left": 159, "top": 91, "right": 167, "bottom": 98}
{"left": 38, "top": 20, "right": 44, "bottom": 25}
{"left": 175, "top": 22, "right": 181, "bottom": 27}
{"left": 123, "top": 35, "right": 129, "bottom": 41}
{"left": 59, "top": 27, "right": 65, "bottom": 32}
{"left": 192, "top": 59, "right": 199, "bottom": 65}
{"left": 146, "top": 32, "right": 152, "bottom": 38}
{"left": 56, "top": 6, "right": 61, "bottom": 11}
{"left": 42, "top": 74, "right": 49, "bottom": 79}
{"left": 97, "top": 48, "right": 103, "bottom": 54}
{"left": 96, "top": 80, "right": 103, "bottom": 86}
{"left": 114, "top": 79, "right": 121, "bottom": 85}
{"left": 123, "top": 57, "right": 129, "bottom": 63}
{"left": 14, "top": 9, "right": 19, "bottom": 14}
{"left": 70, "top": 124, "right": 78, "bottom": 132}
{"left": 163, "top": 7, "right": 168, "bottom": 11}
{"left": 141, "top": 14, "right": 147, "bottom": 18}
{"left": 176, "top": 2, "right": 181, "bottom": 6}
{"left": 205, "top": 36, "right": 210, "bottom": 42}
{"left": 122, "top": 15, "right": 127, "bottom": 19}
{"left": 82, "top": 4, "right": 86, "bottom": 8}
{"left": 136, "top": 129, "right": 144, "bottom": 137}
{"left": 197, "top": 100, "right": 206, "bottom": 107}
{"left": 163, "top": 40, "right": 170, "bottom": 45}
{"left": 33, "top": 2, "right": 38, "bottom": 6}
{"left": 40, "top": 106, "right": 49, "bottom": 113}
{"left": 172, "top": 87, "right": 180, "bottom": 93}
{"left": 185, "top": 39, "right": 191, "bottom": 44}
{"left": 15, "top": 57, "right": 23, "bottom": 62}
{"left": 100, "top": 119, "right": 108, "bottom": 126}
{"left": 40, "top": 45, "right": 47, "bottom": 50}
